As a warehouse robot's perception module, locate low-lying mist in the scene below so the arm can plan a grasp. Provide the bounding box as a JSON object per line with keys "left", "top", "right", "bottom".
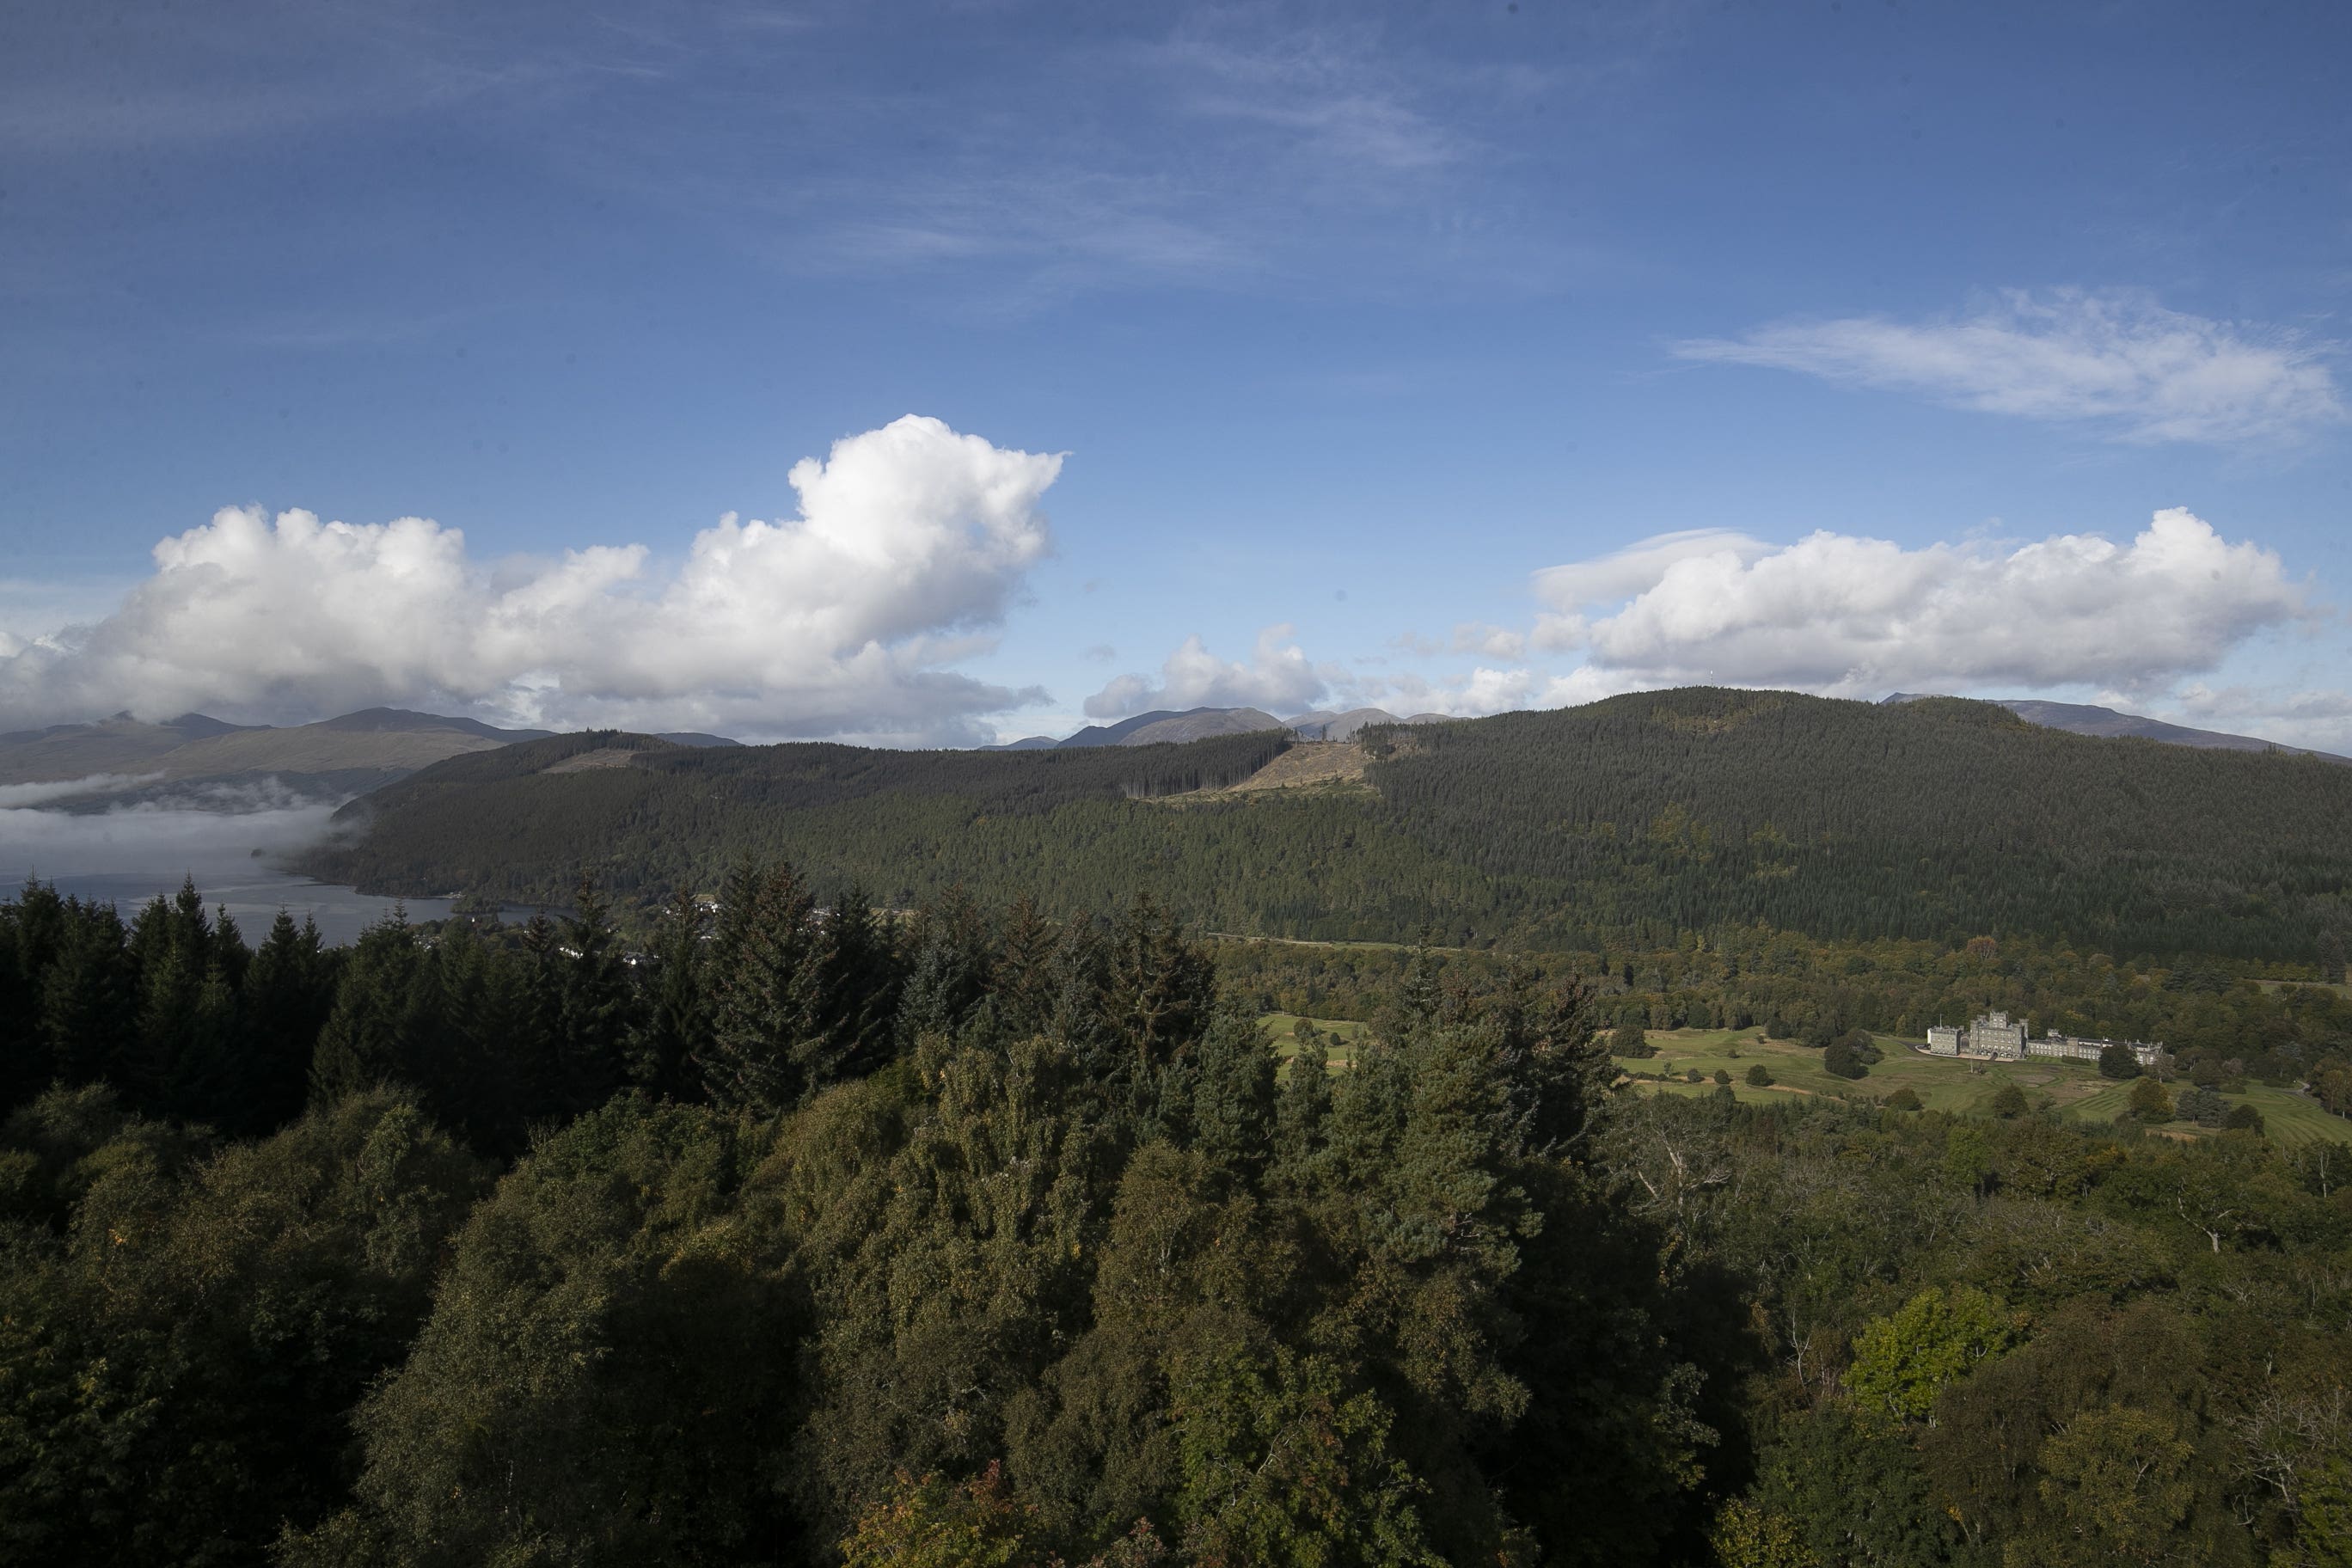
{"left": 0, "top": 793, "right": 339, "bottom": 885}
{"left": 0, "top": 790, "right": 449, "bottom": 943}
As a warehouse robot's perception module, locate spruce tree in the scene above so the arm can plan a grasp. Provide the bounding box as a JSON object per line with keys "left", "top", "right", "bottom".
{"left": 241, "top": 912, "right": 335, "bottom": 1134}
{"left": 805, "top": 882, "right": 900, "bottom": 1091}
{"left": 40, "top": 897, "right": 132, "bottom": 1090}
{"left": 126, "top": 882, "right": 211, "bottom": 1113}
{"left": 554, "top": 877, "right": 637, "bottom": 1116}
{"left": 629, "top": 889, "right": 712, "bottom": 1100}
{"left": 993, "top": 892, "right": 1062, "bottom": 1038}
{"left": 895, "top": 885, "right": 995, "bottom": 1049}
{"left": 167, "top": 959, "right": 244, "bottom": 1131}
{"left": 1104, "top": 892, "right": 1214, "bottom": 1089}
{"left": 702, "top": 862, "right": 824, "bottom": 1112}
{"left": 309, "top": 910, "right": 430, "bottom": 1108}
{"left": 1189, "top": 995, "right": 1277, "bottom": 1184}
{"left": 1273, "top": 1032, "right": 1332, "bottom": 1188}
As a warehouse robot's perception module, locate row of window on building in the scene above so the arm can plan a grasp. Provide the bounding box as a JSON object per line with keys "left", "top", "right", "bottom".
{"left": 1923, "top": 1010, "right": 2164, "bottom": 1069}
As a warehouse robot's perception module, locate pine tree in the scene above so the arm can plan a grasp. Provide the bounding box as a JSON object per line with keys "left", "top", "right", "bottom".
{"left": 629, "top": 889, "right": 712, "bottom": 1100}
{"left": 1273, "top": 1032, "right": 1332, "bottom": 1189}
{"left": 40, "top": 897, "right": 132, "bottom": 1089}
{"left": 554, "top": 878, "right": 637, "bottom": 1116}
{"left": 993, "top": 893, "right": 1062, "bottom": 1038}
{"left": 309, "top": 910, "right": 430, "bottom": 1108}
{"left": 702, "top": 862, "right": 825, "bottom": 1112}
{"left": 241, "top": 912, "right": 335, "bottom": 1134}
{"left": 895, "top": 885, "right": 995, "bottom": 1049}
{"left": 0, "top": 881, "right": 69, "bottom": 1113}
{"left": 1189, "top": 995, "right": 1277, "bottom": 1184}
{"left": 125, "top": 881, "right": 213, "bottom": 1113}
{"left": 168, "top": 959, "right": 244, "bottom": 1130}
{"left": 804, "top": 883, "right": 900, "bottom": 1091}
{"left": 1105, "top": 893, "right": 1215, "bottom": 1087}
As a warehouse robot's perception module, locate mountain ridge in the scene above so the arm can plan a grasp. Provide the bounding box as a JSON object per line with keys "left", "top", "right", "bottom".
{"left": 0, "top": 707, "right": 739, "bottom": 805}
{"left": 1883, "top": 693, "right": 2349, "bottom": 763}
{"left": 307, "top": 686, "right": 2352, "bottom": 962}
{"left": 991, "top": 704, "right": 1443, "bottom": 749}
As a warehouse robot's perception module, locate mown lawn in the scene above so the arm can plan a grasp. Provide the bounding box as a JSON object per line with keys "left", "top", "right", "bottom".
{"left": 1616, "top": 1027, "right": 2349, "bottom": 1148}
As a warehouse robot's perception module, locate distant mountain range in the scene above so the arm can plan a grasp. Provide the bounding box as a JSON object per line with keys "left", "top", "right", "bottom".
{"left": 15, "top": 689, "right": 2330, "bottom": 812}
{"left": 1882, "top": 695, "right": 2349, "bottom": 763}
{"left": 0, "top": 707, "right": 738, "bottom": 807}
{"left": 989, "top": 705, "right": 1449, "bottom": 750}
{"left": 993, "top": 695, "right": 2343, "bottom": 762}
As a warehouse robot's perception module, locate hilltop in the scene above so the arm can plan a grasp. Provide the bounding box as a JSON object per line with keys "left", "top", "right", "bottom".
{"left": 989, "top": 704, "right": 1447, "bottom": 750}
{"left": 1883, "top": 692, "right": 2349, "bottom": 762}
{"left": 308, "top": 687, "right": 2352, "bottom": 960}
{"left": 995, "top": 693, "right": 2338, "bottom": 759}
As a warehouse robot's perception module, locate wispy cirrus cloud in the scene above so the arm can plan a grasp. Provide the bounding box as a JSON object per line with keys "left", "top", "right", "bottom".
{"left": 1673, "top": 290, "right": 2346, "bottom": 445}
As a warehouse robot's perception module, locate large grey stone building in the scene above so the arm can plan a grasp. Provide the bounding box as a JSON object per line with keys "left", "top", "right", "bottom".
{"left": 1921, "top": 1010, "right": 2162, "bottom": 1069}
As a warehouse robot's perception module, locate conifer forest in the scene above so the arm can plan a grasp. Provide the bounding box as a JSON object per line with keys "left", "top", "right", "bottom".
{"left": 4, "top": 828, "right": 2351, "bottom": 1565}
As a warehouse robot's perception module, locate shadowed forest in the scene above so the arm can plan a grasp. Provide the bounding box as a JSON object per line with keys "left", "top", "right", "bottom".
{"left": 4, "top": 867, "right": 2350, "bottom": 1567}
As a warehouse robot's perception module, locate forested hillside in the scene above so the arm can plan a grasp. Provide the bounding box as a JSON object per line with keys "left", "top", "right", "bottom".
{"left": 3, "top": 871, "right": 2349, "bottom": 1567}
{"left": 309, "top": 689, "right": 2352, "bottom": 962}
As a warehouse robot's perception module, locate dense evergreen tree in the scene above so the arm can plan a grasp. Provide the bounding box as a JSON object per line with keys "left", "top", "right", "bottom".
{"left": 629, "top": 888, "right": 714, "bottom": 1099}
{"left": 39, "top": 894, "right": 134, "bottom": 1091}
{"left": 0, "top": 867, "right": 2344, "bottom": 1567}
{"left": 551, "top": 875, "right": 640, "bottom": 1115}
{"left": 233, "top": 910, "right": 338, "bottom": 1131}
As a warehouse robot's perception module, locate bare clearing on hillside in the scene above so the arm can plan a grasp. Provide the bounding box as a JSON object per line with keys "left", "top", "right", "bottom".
{"left": 542, "top": 748, "right": 651, "bottom": 774}
{"left": 1222, "top": 740, "right": 1369, "bottom": 793}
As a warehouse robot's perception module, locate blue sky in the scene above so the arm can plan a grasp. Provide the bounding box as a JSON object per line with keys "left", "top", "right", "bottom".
{"left": 3, "top": 0, "right": 2349, "bottom": 748}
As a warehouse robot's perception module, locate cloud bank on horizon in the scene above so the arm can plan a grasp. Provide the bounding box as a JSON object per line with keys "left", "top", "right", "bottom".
{"left": 0, "top": 416, "right": 1059, "bottom": 746}
{"left": 1083, "top": 626, "right": 1332, "bottom": 720}
{"left": 1099, "top": 506, "right": 2324, "bottom": 738}
{"left": 0, "top": 419, "right": 2337, "bottom": 750}
{"left": 1533, "top": 508, "right": 2310, "bottom": 697}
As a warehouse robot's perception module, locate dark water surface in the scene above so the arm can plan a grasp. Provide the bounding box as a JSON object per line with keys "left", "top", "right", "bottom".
{"left": 0, "top": 802, "right": 469, "bottom": 946}
{"left": 31, "top": 868, "right": 462, "bottom": 947}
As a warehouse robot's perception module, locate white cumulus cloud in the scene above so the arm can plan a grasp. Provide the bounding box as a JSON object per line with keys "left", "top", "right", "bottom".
{"left": 0, "top": 416, "right": 1063, "bottom": 744}
{"left": 1085, "top": 625, "right": 1331, "bottom": 719}
{"left": 1534, "top": 508, "right": 2310, "bottom": 697}
{"left": 1674, "top": 290, "right": 2346, "bottom": 444}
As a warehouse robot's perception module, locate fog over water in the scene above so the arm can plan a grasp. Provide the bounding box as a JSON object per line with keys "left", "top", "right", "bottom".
{"left": 0, "top": 797, "right": 461, "bottom": 946}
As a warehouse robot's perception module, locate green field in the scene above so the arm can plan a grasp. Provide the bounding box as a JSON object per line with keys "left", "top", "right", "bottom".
{"left": 2258, "top": 978, "right": 2352, "bottom": 1002}
{"left": 1243, "top": 1017, "right": 2352, "bottom": 1147}
{"left": 1616, "top": 1028, "right": 2349, "bottom": 1148}
{"left": 1259, "top": 1012, "right": 1369, "bottom": 1075}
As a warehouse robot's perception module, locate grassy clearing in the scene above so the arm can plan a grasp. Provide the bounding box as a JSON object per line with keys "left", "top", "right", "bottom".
{"left": 1615, "top": 1027, "right": 2350, "bottom": 1148}
{"left": 1241, "top": 1016, "right": 2352, "bottom": 1148}
{"left": 2257, "top": 978, "right": 2352, "bottom": 1001}
{"left": 1259, "top": 1012, "right": 1369, "bottom": 1075}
